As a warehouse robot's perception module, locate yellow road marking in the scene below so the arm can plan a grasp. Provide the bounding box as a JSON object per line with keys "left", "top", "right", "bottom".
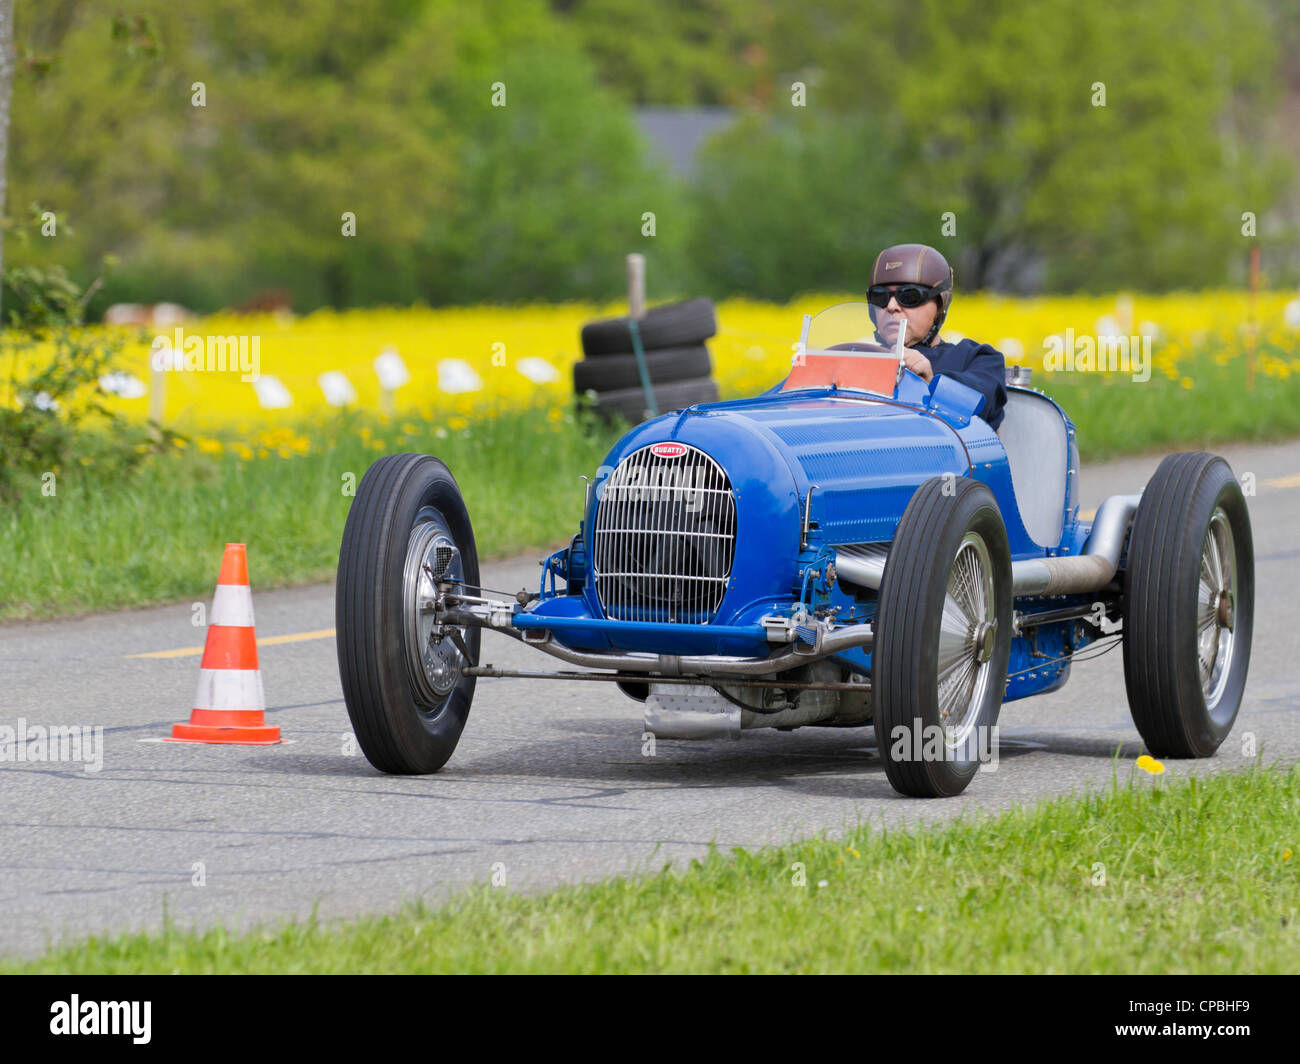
{"left": 127, "top": 627, "right": 336, "bottom": 659}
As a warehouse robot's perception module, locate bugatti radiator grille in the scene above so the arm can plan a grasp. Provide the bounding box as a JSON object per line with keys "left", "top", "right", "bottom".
{"left": 593, "top": 444, "right": 736, "bottom": 623}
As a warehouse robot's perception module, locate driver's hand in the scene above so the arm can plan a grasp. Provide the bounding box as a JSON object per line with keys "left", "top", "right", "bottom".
{"left": 903, "top": 348, "right": 934, "bottom": 382}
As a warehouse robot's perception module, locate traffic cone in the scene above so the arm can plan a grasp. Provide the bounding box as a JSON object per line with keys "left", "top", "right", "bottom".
{"left": 168, "top": 543, "right": 281, "bottom": 745}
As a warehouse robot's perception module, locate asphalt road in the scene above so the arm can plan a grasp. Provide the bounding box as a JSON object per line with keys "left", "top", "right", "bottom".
{"left": 2, "top": 440, "right": 1299, "bottom": 960}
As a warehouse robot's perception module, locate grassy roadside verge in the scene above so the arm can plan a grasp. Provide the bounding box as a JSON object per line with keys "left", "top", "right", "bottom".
{"left": 0, "top": 407, "right": 621, "bottom": 620}
{"left": 1033, "top": 351, "right": 1300, "bottom": 458}
{"left": 7, "top": 763, "right": 1297, "bottom": 974}
{"left": 3, "top": 338, "right": 1300, "bottom": 622}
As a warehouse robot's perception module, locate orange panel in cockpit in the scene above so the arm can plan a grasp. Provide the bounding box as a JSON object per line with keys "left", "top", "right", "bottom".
{"left": 781, "top": 352, "right": 898, "bottom": 395}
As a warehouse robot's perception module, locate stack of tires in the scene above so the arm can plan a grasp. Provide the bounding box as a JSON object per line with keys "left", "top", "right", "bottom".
{"left": 574, "top": 298, "right": 719, "bottom": 423}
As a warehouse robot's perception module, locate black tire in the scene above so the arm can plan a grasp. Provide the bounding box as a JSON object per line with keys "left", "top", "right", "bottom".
{"left": 573, "top": 345, "right": 712, "bottom": 394}
{"left": 590, "top": 376, "right": 719, "bottom": 423}
{"left": 336, "top": 453, "right": 481, "bottom": 774}
{"left": 580, "top": 298, "right": 716, "bottom": 357}
{"left": 1122, "top": 453, "right": 1253, "bottom": 757}
{"left": 872, "top": 477, "right": 1012, "bottom": 797}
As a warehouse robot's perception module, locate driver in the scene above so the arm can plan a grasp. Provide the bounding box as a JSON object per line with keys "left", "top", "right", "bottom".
{"left": 867, "top": 243, "right": 1007, "bottom": 431}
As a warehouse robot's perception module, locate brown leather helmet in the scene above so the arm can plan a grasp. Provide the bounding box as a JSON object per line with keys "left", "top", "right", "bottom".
{"left": 869, "top": 243, "right": 954, "bottom": 344}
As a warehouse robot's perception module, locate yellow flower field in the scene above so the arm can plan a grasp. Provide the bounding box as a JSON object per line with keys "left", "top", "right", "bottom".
{"left": 39, "top": 291, "right": 1300, "bottom": 436}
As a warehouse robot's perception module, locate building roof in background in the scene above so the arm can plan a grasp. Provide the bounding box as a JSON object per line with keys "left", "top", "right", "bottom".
{"left": 634, "top": 107, "right": 735, "bottom": 179}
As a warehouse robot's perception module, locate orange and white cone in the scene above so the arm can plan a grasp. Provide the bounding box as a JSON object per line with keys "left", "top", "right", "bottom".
{"left": 168, "top": 543, "right": 281, "bottom": 745}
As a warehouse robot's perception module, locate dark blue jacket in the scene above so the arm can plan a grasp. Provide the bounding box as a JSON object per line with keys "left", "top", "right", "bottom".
{"left": 918, "top": 338, "right": 1007, "bottom": 430}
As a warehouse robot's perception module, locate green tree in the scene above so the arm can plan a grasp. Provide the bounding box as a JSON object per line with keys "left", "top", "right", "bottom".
{"left": 396, "top": 1, "right": 687, "bottom": 303}
{"left": 687, "top": 113, "right": 919, "bottom": 300}
{"left": 8, "top": 0, "right": 1293, "bottom": 305}
{"left": 8, "top": 0, "right": 683, "bottom": 311}
{"left": 552, "top": 0, "right": 762, "bottom": 106}
{"left": 9, "top": 0, "right": 449, "bottom": 310}
{"left": 746, "top": 0, "right": 1292, "bottom": 290}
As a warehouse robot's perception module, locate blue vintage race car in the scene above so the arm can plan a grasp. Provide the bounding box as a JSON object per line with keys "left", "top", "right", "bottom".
{"left": 335, "top": 301, "right": 1254, "bottom": 797}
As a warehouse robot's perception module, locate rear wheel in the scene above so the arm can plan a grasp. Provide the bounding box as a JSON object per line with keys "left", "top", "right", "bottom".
{"left": 1123, "top": 453, "right": 1253, "bottom": 756}
{"left": 872, "top": 477, "right": 1012, "bottom": 797}
{"left": 336, "top": 454, "right": 480, "bottom": 774}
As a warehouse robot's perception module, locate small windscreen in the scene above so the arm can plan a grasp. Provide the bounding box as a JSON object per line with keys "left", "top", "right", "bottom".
{"left": 782, "top": 301, "right": 899, "bottom": 395}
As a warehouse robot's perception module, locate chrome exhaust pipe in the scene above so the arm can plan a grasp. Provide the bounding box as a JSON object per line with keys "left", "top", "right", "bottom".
{"left": 834, "top": 495, "right": 1141, "bottom": 599}
{"left": 833, "top": 543, "right": 888, "bottom": 591}
{"left": 1011, "top": 493, "right": 1141, "bottom": 595}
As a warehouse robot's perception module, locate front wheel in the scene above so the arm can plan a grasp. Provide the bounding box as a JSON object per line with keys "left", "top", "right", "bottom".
{"left": 336, "top": 453, "right": 481, "bottom": 773}
{"left": 1123, "top": 452, "right": 1253, "bottom": 757}
{"left": 872, "top": 477, "right": 1012, "bottom": 797}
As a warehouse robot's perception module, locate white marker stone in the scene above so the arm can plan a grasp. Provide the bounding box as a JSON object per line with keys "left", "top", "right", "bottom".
{"left": 252, "top": 376, "right": 293, "bottom": 409}
{"left": 438, "top": 359, "right": 483, "bottom": 394}
{"left": 99, "top": 372, "right": 148, "bottom": 399}
{"left": 515, "top": 357, "right": 559, "bottom": 384}
{"left": 318, "top": 370, "right": 357, "bottom": 407}
{"left": 1095, "top": 314, "right": 1123, "bottom": 340}
{"left": 374, "top": 347, "right": 411, "bottom": 390}
{"left": 996, "top": 337, "right": 1024, "bottom": 360}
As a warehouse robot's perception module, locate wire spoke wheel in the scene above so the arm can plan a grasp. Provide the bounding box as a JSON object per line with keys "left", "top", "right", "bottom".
{"left": 936, "top": 532, "right": 997, "bottom": 749}
{"left": 337, "top": 454, "right": 481, "bottom": 774}
{"left": 1123, "top": 453, "right": 1253, "bottom": 757}
{"left": 402, "top": 507, "right": 467, "bottom": 712}
{"left": 1195, "top": 508, "right": 1236, "bottom": 710}
{"left": 873, "top": 476, "right": 1011, "bottom": 798}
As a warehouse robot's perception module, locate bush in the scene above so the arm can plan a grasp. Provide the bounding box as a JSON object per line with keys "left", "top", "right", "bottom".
{"left": 0, "top": 265, "right": 180, "bottom": 498}
{"left": 1, "top": 264, "right": 84, "bottom": 330}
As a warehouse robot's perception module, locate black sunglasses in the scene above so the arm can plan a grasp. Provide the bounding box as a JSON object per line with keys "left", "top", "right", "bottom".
{"left": 867, "top": 284, "right": 939, "bottom": 309}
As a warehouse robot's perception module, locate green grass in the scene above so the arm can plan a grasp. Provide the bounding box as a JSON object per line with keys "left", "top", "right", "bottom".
{"left": 0, "top": 407, "right": 622, "bottom": 620}
{"left": 3, "top": 339, "right": 1300, "bottom": 621}
{"left": 1040, "top": 342, "right": 1300, "bottom": 461}
{"left": 7, "top": 763, "right": 1297, "bottom": 974}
